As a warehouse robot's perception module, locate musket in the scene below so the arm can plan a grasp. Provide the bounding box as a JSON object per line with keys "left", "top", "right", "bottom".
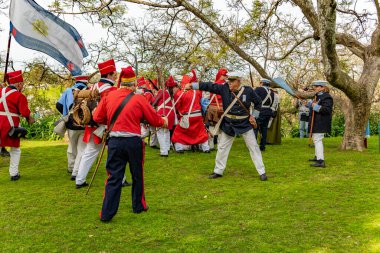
{"left": 86, "top": 134, "right": 107, "bottom": 195}
{"left": 248, "top": 65, "right": 254, "bottom": 88}
{"left": 308, "top": 95, "right": 317, "bottom": 147}
{"left": 147, "top": 79, "right": 159, "bottom": 91}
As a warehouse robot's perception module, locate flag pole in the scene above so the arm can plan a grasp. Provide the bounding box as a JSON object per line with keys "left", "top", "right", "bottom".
{"left": 3, "top": 25, "right": 12, "bottom": 83}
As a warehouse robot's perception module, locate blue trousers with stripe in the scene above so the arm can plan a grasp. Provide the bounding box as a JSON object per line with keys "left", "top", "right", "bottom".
{"left": 100, "top": 137, "right": 147, "bottom": 221}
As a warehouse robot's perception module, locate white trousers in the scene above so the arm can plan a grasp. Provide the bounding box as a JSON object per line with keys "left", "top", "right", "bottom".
{"left": 9, "top": 147, "right": 21, "bottom": 176}
{"left": 214, "top": 130, "right": 266, "bottom": 176}
{"left": 141, "top": 124, "right": 150, "bottom": 139}
{"left": 67, "top": 130, "right": 86, "bottom": 175}
{"left": 174, "top": 141, "right": 210, "bottom": 152}
{"left": 157, "top": 128, "right": 171, "bottom": 155}
{"left": 208, "top": 126, "right": 219, "bottom": 149}
{"left": 174, "top": 142, "right": 191, "bottom": 151}
{"left": 312, "top": 133, "right": 325, "bottom": 160}
{"left": 199, "top": 141, "right": 210, "bottom": 152}
{"left": 75, "top": 135, "right": 102, "bottom": 184}
{"left": 150, "top": 127, "right": 158, "bottom": 147}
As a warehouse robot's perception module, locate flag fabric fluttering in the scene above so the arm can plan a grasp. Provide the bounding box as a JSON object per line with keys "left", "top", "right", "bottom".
{"left": 9, "top": 0, "right": 88, "bottom": 76}
{"left": 273, "top": 77, "right": 296, "bottom": 97}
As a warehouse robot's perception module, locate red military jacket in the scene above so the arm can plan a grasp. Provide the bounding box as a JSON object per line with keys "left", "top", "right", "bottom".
{"left": 0, "top": 86, "right": 31, "bottom": 147}
{"left": 209, "top": 79, "right": 224, "bottom": 108}
{"left": 171, "top": 89, "right": 208, "bottom": 145}
{"left": 143, "top": 91, "right": 154, "bottom": 104}
{"left": 154, "top": 89, "right": 175, "bottom": 130}
{"left": 93, "top": 88, "right": 164, "bottom": 134}
{"left": 83, "top": 79, "right": 117, "bottom": 144}
{"left": 175, "top": 89, "right": 202, "bottom": 116}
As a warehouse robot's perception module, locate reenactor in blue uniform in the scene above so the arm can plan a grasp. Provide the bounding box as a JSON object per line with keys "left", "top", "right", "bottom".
{"left": 254, "top": 78, "right": 275, "bottom": 151}
{"left": 185, "top": 71, "right": 268, "bottom": 181}
{"left": 308, "top": 80, "right": 333, "bottom": 168}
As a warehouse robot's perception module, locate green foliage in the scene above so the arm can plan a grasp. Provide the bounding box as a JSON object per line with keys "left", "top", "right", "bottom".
{"left": 329, "top": 114, "right": 346, "bottom": 137}
{"left": 0, "top": 138, "right": 379, "bottom": 252}
{"left": 369, "top": 112, "right": 380, "bottom": 135}
{"left": 251, "top": 0, "right": 264, "bottom": 20}
{"left": 289, "top": 112, "right": 380, "bottom": 138}
{"left": 21, "top": 115, "right": 62, "bottom": 141}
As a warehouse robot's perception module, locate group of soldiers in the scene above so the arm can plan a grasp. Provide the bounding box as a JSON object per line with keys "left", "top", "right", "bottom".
{"left": 0, "top": 58, "right": 333, "bottom": 221}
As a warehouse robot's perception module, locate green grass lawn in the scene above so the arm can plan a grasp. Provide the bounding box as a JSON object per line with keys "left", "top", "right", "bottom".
{"left": 0, "top": 137, "right": 379, "bottom": 253}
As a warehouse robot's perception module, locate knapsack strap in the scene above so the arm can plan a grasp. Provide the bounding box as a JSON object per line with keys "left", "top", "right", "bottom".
{"left": 212, "top": 87, "right": 245, "bottom": 136}
{"left": 0, "top": 89, "right": 19, "bottom": 127}
{"left": 108, "top": 92, "right": 135, "bottom": 133}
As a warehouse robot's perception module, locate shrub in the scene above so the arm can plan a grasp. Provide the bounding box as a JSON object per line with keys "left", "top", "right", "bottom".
{"left": 21, "top": 114, "right": 62, "bottom": 141}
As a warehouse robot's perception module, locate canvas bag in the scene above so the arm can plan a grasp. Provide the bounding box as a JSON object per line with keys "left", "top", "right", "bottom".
{"left": 179, "top": 90, "right": 196, "bottom": 129}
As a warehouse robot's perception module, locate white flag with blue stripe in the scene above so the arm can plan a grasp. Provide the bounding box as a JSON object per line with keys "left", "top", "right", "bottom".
{"left": 9, "top": 0, "right": 88, "bottom": 76}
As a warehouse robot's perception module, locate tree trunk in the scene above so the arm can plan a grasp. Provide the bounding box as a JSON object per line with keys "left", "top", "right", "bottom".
{"left": 340, "top": 99, "right": 371, "bottom": 151}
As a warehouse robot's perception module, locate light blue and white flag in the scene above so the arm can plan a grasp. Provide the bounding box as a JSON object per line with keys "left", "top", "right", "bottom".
{"left": 273, "top": 77, "right": 296, "bottom": 97}
{"left": 9, "top": 0, "right": 88, "bottom": 76}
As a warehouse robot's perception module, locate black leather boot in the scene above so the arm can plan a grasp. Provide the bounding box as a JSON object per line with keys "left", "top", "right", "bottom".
{"left": 310, "top": 160, "right": 326, "bottom": 168}
{"left": 308, "top": 156, "right": 317, "bottom": 162}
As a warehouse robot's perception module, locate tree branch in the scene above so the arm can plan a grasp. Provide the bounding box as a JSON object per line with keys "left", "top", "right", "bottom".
{"left": 374, "top": 0, "right": 380, "bottom": 22}
{"left": 50, "top": 0, "right": 114, "bottom": 15}
{"left": 335, "top": 33, "right": 366, "bottom": 59}
{"left": 122, "top": 0, "right": 179, "bottom": 8}
{"left": 292, "top": 0, "right": 366, "bottom": 59}
{"left": 371, "top": 0, "right": 380, "bottom": 56}
{"left": 317, "top": 0, "right": 359, "bottom": 101}
{"left": 163, "top": 9, "right": 183, "bottom": 48}
{"left": 261, "top": 0, "right": 282, "bottom": 31}
{"left": 268, "top": 34, "right": 314, "bottom": 61}
{"left": 291, "top": 0, "right": 319, "bottom": 32}
{"left": 173, "top": 0, "right": 270, "bottom": 78}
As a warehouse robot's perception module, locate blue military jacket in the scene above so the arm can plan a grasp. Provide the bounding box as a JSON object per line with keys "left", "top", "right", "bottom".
{"left": 198, "top": 82, "right": 262, "bottom": 136}
{"left": 255, "top": 86, "right": 275, "bottom": 117}
{"left": 308, "top": 92, "right": 333, "bottom": 134}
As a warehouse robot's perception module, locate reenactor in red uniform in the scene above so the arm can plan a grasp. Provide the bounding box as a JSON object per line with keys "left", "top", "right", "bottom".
{"left": 75, "top": 59, "right": 118, "bottom": 188}
{"left": 205, "top": 68, "right": 228, "bottom": 150}
{"left": 171, "top": 72, "right": 210, "bottom": 153}
{"left": 93, "top": 66, "right": 168, "bottom": 221}
{"left": 0, "top": 70, "right": 34, "bottom": 180}
{"left": 153, "top": 76, "right": 177, "bottom": 157}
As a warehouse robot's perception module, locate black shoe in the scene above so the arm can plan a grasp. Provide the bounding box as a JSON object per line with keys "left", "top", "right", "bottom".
{"left": 308, "top": 156, "right": 318, "bottom": 162}
{"left": 260, "top": 173, "right": 268, "bottom": 181}
{"left": 208, "top": 173, "right": 222, "bottom": 179}
{"left": 260, "top": 147, "right": 265, "bottom": 152}
{"left": 176, "top": 150, "right": 184, "bottom": 154}
{"left": 133, "top": 206, "right": 149, "bottom": 214}
{"left": 122, "top": 181, "right": 132, "bottom": 187}
{"left": 150, "top": 145, "right": 159, "bottom": 149}
{"left": 76, "top": 182, "right": 89, "bottom": 189}
{"left": 100, "top": 218, "right": 112, "bottom": 222}
{"left": 203, "top": 150, "right": 210, "bottom": 153}
{"left": 160, "top": 154, "right": 168, "bottom": 157}
{"left": 71, "top": 175, "right": 76, "bottom": 181}
{"left": 1, "top": 148, "right": 10, "bottom": 157}
{"left": 310, "top": 160, "right": 326, "bottom": 168}
{"left": 10, "top": 174, "right": 20, "bottom": 181}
